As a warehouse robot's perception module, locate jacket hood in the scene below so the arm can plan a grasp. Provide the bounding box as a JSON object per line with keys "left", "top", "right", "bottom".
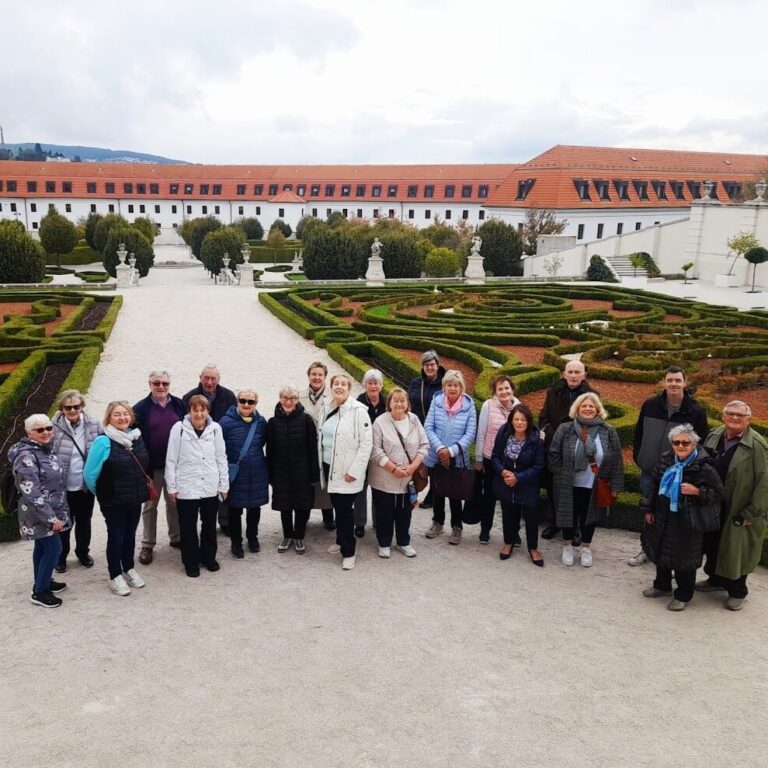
{"left": 432, "top": 391, "right": 473, "bottom": 412}
{"left": 8, "top": 437, "right": 49, "bottom": 463}
{"left": 182, "top": 414, "right": 214, "bottom": 431}
{"left": 223, "top": 403, "right": 261, "bottom": 421}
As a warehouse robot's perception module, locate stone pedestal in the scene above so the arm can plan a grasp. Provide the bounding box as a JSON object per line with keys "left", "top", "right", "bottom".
{"left": 115, "top": 263, "right": 132, "bottom": 288}
{"left": 714, "top": 273, "right": 741, "bottom": 288}
{"left": 464, "top": 254, "right": 486, "bottom": 284}
{"left": 365, "top": 256, "right": 385, "bottom": 286}
{"left": 239, "top": 262, "right": 255, "bottom": 287}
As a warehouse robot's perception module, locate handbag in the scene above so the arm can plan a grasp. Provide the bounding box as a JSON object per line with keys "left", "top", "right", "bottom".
{"left": 433, "top": 447, "right": 477, "bottom": 501}
{"left": 229, "top": 420, "right": 258, "bottom": 483}
{"left": 128, "top": 450, "right": 159, "bottom": 502}
{"left": 680, "top": 496, "right": 720, "bottom": 532}
{"left": 591, "top": 462, "right": 614, "bottom": 507}
{"left": 461, "top": 470, "right": 485, "bottom": 525}
{"left": 394, "top": 421, "right": 428, "bottom": 493}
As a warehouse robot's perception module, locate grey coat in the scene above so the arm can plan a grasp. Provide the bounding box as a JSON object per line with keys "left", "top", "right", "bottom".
{"left": 548, "top": 421, "right": 624, "bottom": 527}
{"left": 8, "top": 438, "right": 70, "bottom": 540}
{"left": 52, "top": 411, "right": 102, "bottom": 479}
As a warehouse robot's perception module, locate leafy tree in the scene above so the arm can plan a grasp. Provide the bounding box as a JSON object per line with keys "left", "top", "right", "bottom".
{"left": 726, "top": 231, "right": 760, "bottom": 276}
{"left": 476, "top": 219, "right": 524, "bottom": 276}
{"left": 295, "top": 215, "right": 314, "bottom": 241}
{"left": 93, "top": 213, "right": 129, "bottom": 253}
{"left": 266, "top": 228, "right": 287, "bottom": 263}
{"left": 629, "top": 253, "right": 645, "bottom": 277}
{"left": 270, "top": 218, "right": 292, "bottom": 238}
{"left": 132, "top": 217, "right": 156, "bottom": 243}
{"left": 297, "top": 217, "right": 329, "bottom": 245}
{"left": 681, "top": 261, "right": 694, "bottom": 284}
{"left": 303, "top": 229, "right": 364, "bottom": 280}
{"left": 420, "top": 222, "right": 460, "bottom": 251}
{"left": 39, "top": 208, "right": 78, "bottom": 267}
{"left": 585, "top": 254, "right": 618, "bottom": 283}
{"left": 745, "top": 246, "right": 768, "bottom": 293}
{"left": 378, "top": 232, "right": 424, "bottom": 278}
{"left": 102, "top": 226, "right": 154, "bottom": 278}
{"left": 425, "top": 247, "right": 460, "bottom": 277}
{"left": 200, "top": 226, "right": 247, "bottom": 276}
{"left": 236, "top": 217, "right": 264, "bottom": 241}
{"left": 521, "top": 208, "right": 568, "bottom": 254}
{"left": 0, "top": 222, "right": 46, "bottom": 282}
{"left": 326, "top": 210, "right": 347, "bottom": 229}
{"left": 188, "top": 216, "right": 223, "bottom": 260}
{"left": 178, "top": 218, "right": 196, "bottom": 246}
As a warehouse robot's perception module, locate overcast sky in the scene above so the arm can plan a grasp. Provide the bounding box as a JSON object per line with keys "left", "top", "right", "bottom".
{"left": 3, "top": 0, "right": 767, "bottom": 164}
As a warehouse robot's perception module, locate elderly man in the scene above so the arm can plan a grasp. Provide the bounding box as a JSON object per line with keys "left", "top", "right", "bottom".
{"left": 698, "top": 400, "right": 768, "bottom": 610}
{"left": 134, "top": 369, "right": 186, "bottom": 565}
{"left": 628, "top": 366, "right": 709, "bottom": 565}
{"left": 539, "top": 360, "right": 598, "bottom": 544}
{"left": 183, "top": 364, "right": 237, "bottom": 534}
{"left": 299, "top": 361, "right": 335, "bottom": 531}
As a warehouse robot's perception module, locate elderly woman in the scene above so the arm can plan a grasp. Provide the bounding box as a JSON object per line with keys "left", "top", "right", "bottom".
{"left": 319, "top": 373, "right": 373, "bottom": 570}
{"left": 424, "top": 369, "right": 477, "bottom": 545}
{"left": 492, "top": 404, "right": 545, "bottom": 565}
{"left": 84, "top": 401, "right": 150, "bottom": 596}
{"left": 266, "top": 385, "right": 319, "bottom": 554}
{"left": 220, "top": 389, "right": 269, "bottom": 559}
{"left": 9, "top": 414, "right": 70, "bottom": 608}
{"left": 165, "top": 395, "right": 229, "bottom": 577}
{"left": 641, "top": 424, "right": 725, "bottom": 611}
{"left": 354, "top": 368, "right": 386, "bottom": 537}
{"left": 369, "top": 386, "right": 428, "bottom": 558}
{"left": 475, "top": 374, "right": 520, "bottom": 544}
{"left": 52, "top": 389, "right": 101, "bottom": 573}
{"left": 549, "top": 392, "right": 624, "bottom": 567}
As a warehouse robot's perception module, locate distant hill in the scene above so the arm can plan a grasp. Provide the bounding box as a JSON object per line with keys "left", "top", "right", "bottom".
{"left": 0, "top": 143, "right": 187, "bottom": 164}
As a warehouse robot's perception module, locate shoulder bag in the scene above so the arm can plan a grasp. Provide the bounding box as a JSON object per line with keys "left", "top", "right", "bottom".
{"left": 394, "top": 420, "right": 428, "bottom": 492}
{"left": 128, "top": 448, "right": 159, "bottom": 502}
{"left": 433, "top": 446, "right": 477, "bottom": 501}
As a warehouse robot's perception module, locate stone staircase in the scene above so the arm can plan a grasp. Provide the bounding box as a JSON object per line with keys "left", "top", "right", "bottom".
{"left": 606, "top": 254, "right": 636, "bottom": 277}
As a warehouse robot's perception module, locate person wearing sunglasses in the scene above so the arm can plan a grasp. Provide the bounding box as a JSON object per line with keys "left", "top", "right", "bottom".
{"left": 220, "top": 389, "right": 269, "bottom": 558}
{"left": 133, "top": 369, "right": 186, "bottom": 565}
{"left": 699, "top": 401, "right": 768, "bottom": 610}
{"left": 9, "top": 414, "right": 70, "bottom": 608}
{"left": 640, "top": 424, "right": 724, "bottom": 612}
{"left": 51, "top": 390, "right": 102, "bottom": 573}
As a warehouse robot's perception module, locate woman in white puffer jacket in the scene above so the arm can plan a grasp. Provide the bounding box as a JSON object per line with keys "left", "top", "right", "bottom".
{"left": 318, "top": 373, "right": 372, "bottom": 570}
{"left": 165, "top": 395, "right": 229, "bottom": 578}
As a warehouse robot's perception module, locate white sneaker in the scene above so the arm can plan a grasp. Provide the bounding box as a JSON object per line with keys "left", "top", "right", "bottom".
{"left": 378, "top": 546, "right": 391, "bottom": 558}
{"left": 627, "top": 551, "right": 647, "bottom": 566}
{"left": 397, "top": 545, "right": 417, "bottom": 557}
{"left": 109, "top": 575, "right": 131, "bottom": 596}
{"left": 561, "top": 545, "right": 574, "bottom": 567}
{"left": 327, "top": 543, "right": 341, "bottom": 554}
{"left": 123, "top": 568, "right": 145, "bottom": 588}
{"left": 580, "top": 548, "right": 593, "bottom": 567}
{"left": 342, "top": 556, "right": 356, "bottom": 570}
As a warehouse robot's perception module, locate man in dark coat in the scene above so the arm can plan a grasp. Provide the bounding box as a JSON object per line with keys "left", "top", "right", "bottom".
{"left": 628, "top": 365, "right": 709, "bottom": 565}
{"left": 538, "top": 360, "right": 598, "bottom": 543}
{"left": 183, "top": 364, "right": 237, "bottom": 533}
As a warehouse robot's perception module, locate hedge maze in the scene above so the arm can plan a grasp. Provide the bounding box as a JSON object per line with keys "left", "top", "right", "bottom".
{"left": 262, "top": 283, "right": 768, "bottom": 555}
{"left": 0, "top": 291, "right": 122, "bottom": 540}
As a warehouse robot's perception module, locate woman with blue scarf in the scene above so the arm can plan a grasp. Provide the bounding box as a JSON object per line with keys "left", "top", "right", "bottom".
{"left": 641, "top": 424, "right": 724, "bottom": 611}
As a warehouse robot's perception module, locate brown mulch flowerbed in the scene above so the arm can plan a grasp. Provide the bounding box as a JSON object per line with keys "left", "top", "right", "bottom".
{"left": 41, "top": 304, "right": 79, "bottom": 335}
{"left": 75, "top": 301, "right": 110, "bottom": 331}
{"left": 498, "top": 346, "right": 546, "bottom": 365}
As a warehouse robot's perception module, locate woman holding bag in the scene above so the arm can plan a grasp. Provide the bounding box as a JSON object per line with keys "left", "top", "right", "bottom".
{"left": 424, "top": 370, "right": 477, "bottom": 545}
{"left": 220, "top": 389, "right": 269, "bottom": 559}
{"left": 549, "top": 392, "right": 623, "bottom": 567}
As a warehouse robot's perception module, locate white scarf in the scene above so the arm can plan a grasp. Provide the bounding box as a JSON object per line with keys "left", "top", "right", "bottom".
{"left": 105, "top": 424, "right": 142, "bottom": 449}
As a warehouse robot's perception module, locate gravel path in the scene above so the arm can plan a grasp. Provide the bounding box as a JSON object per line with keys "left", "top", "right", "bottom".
{"left": 2, "top": 254, "right": 767, "bottom": 768}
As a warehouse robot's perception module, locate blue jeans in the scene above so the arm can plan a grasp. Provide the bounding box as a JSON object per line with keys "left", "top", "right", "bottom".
{"left": 33, "top": 534, "right": 63, "bottom": 594}
{"left": 103, "top": 505, "right": 141, "bottom": 579}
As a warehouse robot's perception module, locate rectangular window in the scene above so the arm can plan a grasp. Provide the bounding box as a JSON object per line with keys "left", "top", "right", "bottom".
{"left": 478, "top": 185, "right": 489, "bottom": 198}
{"left": 154, "top": 205, "right": 160, "bottom": 214}
{"left": 408, "top": 209, "right": 414, "bottom": 219}
{"left": 200, "top": 184, "right": 210, "bottom": 195}
{"left": 64, "top": 203, "right": 70, "bottom": 212}
{"left": 577, "top": 224, "right": 584, "bottom": 239}
{"left": 312, "top": 208, "right": 318, "bottom": 217}
{"left": 48, "top": 203, "right": 54, "bottom": 211}
{"left": 424, "top": 184, "right": 434, "bottom": 198}
{"left": 150, "top": 183, "right": 159, "bottom": 194}
{"left": 356, "top": 184, "right": 366, "bottom": 196}
{"left": 187, "top": 205, "right": 192, "bottom": 214}
{"left": 63, "top": 181, "right": 72, "bottom": 193}
{"left": 283, "top": 184, "right": 293, "bottom": 192}
{"left": 479, "top": 210, "right": 485, "bottom": 220}
{"left": 593, "top": 179, "right": 610, "bottom": 201}
{"left": 462, "top": 210, "right": 469, "bottom": 220}
{"left": 139, "top": 204, "right": 145, "bottom": 213}
{"left": 7, "top": 181, "right": 15, "bottom": 192}
{"left": 407, "top": 185, "right": 418, "bottom": 198}
{"left": 236, "top": 184, "right": 246, "bottom": 195}
{"left": 613, "top": 180, "right": 630, "bottom": 200}
{"left": 31, "top": 203, "right": 37, "bottom": 212}
{"left": 669, "top": 180, "right": 685, "bottom": 200}
{"left": 279, "top": 208, "right": 285, "bottom": 217}
{"left": 325, "top": 184, "right": 335, "bottom": 196}
{"left": 136, "top": 183, "right": 146, "bottom": 194}
{"left": 0, "top": 181, "right": 3, "bottom": 192}
{"left": 169, "top": 183, "right": 179, "bottom": 195}
{"left": 255, "top": 206, "right": 261, "bottom": 215}
{"left": 297, "top": 185, "right": 306, "bottom": 196}
{"left": 387, "top": 185, "right": 398, "bottom": 197}
{"left": 214, "top": 205, "right": 220, "bottom": 214}
{"left": 723, "top": 181, "right": 743, "bottom": 201}
{"left": 310, "top": 184, "right": 320, "bottom": 196}
{"left": 27, "top": 181, "right": 37, "bottom": 192}
{"left": 254, "top": 184, "right": 263, "bottom": 195}
{"left": 445, "top": 209, "right": 452, "bottom": 220}
{"left": 342, "top": 208, "right": 348, "bottom": 217}
{"left": 171, "top": 205, "right": 177, "bottom": 214}
{"left": 373, "top": 209, "right": 379, "bottom": 219}
{"left": 461, "top": 185, "right": 472, "bottom": 198}
{"left": 326, "top": 208, "right": 332, "bottom": 218}
{"left": 632, "top": 180, "right": 649, "bottom": 200}
{"left": 128, "top": 204, "right": 134, "bottom": 213}
{"left": 388, "top": 209, "right": 395, "bottom": 218}
{"left": 616, "top": 222, "right": 623, "bottom": 235}
{"left": 108, "top": 204, "right": 115, "bottom": 212}
{"left": 46, "top": 181, "right": 56, "bottom": 193}
{"left": 264, "top": 184, "right": 275, "bottom": 196}
{"left": 596, "top": 223, "right": 604, "bottom": 239}
{"left": 424, "top": 209, "right": 431, "bottom": 219}
{"left": 341, "top": 185, "right": 350, "bottom": 197}
{"left": 686, "top": 180, "right": 701, "bottom": 199}
{"left": 444, "top": 185, "right": 455, "bottom": 198}
{"left": 106, "top": 182, "right": 115, "bottom": 194}
{"left": 238, "top": 205, "right": 244, "bottom": 215}
{"left": 184, "top": 184, "right": 193, "bottom": 195}
{"left": 573, "top": 179, "right": 590, "bottom": 200}
{"left": 515, "top": 179, "right": 536, "bottom": 200}
{"left": 32, "top": 222, "right": 37, "bottom": 229}
{"left": 213, "top": 184, "right": 222, "bottom": 196}
{"left": 90, "top": 204, "right": 96, "bottom": 213}
{"left": 86, "top": 182, "right": 96, "bottom": 194}
{"left": 635, "top": 222, "right": 642, "bottom": 230}
{"left": 124, "top": 183, "right": 133, "bottom": 194}
{"left": 201, "top": 205, "right": 208, "bottom": 214}
{"left": 651, "top": 180, "right": 667, "bottom": 200}
{"left": 372, "top": 185, "right": 381, "bottom": 197}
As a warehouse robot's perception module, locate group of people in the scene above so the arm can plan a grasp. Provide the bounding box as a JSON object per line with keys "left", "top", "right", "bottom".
{"left": 10, "top": 355, "right": 767, "bottom": 613}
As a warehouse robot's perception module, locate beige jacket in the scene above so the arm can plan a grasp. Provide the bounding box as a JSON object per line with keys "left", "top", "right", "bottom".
{"left": 369, "top": 412, "right": 428, "bottom": 494}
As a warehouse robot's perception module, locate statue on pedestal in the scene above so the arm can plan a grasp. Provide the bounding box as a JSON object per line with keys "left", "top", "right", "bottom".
{"left": 366, "top": 237, "right": 385, "bottom": 286}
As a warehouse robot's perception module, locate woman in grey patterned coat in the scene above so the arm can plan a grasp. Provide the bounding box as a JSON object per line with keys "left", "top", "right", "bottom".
{"left": 8, "top": 413, "right": 71, "bottom": 608}
{"left": 549, "top": 393, "right": 624, "bottom": 568}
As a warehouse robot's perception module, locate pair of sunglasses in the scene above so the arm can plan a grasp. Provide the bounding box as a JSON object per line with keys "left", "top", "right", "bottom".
{"left": 238, "top": 398, "right": 256, "bottom": 405}
{"left": 34, "top": 426, "right": 54, "bottom": 434}
{"left": 63, "top": 404, "right": 81, "bottom": 411}
{"left": 671, "top": 440, "right": 692, "bottom": 446}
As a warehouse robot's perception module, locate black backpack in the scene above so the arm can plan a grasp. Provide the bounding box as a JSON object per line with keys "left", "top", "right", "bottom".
{"left": 0, "top": 463, "right": 19, "bottom": 514}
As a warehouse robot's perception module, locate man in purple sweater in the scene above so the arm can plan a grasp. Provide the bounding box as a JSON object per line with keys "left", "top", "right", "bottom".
{"left": 133, "top": 369, "right": 186, "bottom": 565}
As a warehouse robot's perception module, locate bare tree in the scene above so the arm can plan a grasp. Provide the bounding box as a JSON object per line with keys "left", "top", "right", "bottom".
{"left": 522, "top": 208, "right": 568, "bottom": 254}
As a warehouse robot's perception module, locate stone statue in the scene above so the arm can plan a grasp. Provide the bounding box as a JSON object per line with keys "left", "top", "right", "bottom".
{"left": 371, "top": 237, "right": 383, "bottom": 260}
{"left": 471, "top": 236, "right": 482, "bottom": 257}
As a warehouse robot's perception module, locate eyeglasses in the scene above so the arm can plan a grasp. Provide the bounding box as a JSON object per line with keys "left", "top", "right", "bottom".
{"left": 671, "top": 440, "right": 692, "bottom": 447}
{"left": 151, "top": 381, "right": 170, "bottom": 388}
{"left": 280, "top": 396, "right": 298, "bottom": 401}
{"left": 34, "top": 426, "right": 54, "bottom": 434}
{"left": 724, "top": 411, "right": 747, "bottom": 418}
{"left": 62, "top": 404, "right": 82, "bottom": 411}
{"left": 238, "top": 398, "right": 256, "bottom": 405}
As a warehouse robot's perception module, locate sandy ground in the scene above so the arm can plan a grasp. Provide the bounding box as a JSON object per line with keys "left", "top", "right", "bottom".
{"left": 2, "top": 251, "right": 768, "bottom": 768}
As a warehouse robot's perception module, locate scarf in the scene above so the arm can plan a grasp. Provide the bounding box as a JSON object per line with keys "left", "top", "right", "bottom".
{"left": 105, "top": 424, "right": 142, "bottom": 449}
{"left": 659, "top": 448, "right": 698, "bottom": 512}
{"left": 307, "top": 386, "right": 325, "bottom": 405}
{"left": 445, "top": 394, "right": 463, "bottom": 416}
{"left": 572, "top": 416, "right": 603, "bottom": 472}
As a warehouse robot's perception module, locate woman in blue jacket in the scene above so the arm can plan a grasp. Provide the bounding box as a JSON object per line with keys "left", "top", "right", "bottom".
{"left": 492, "top": 404, "right": 545, "bottom": 565}
{"left": 220, "top": 389, "right": 269, "bottom": 558}
{"left": 424, "top": 370, "right": 477, "bottom": 545}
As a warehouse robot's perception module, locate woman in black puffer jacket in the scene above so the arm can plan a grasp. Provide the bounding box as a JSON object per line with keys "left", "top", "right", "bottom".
{"left": 641, "top": 423, "right": 724, "bottom": 612}
{"left": 266, "top": 385, "right": 319, "bottom": 554}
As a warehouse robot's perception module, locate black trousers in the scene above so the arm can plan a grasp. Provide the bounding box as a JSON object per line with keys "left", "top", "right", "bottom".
{"left": 654, "top": 566, "right": 695, "bottom": 603}
{"left": 372, "top": 488, "right": 412, "bottom": 546}
{"left": 228, "top": 506, "right": 261, "bottom": 545}
{"left": 330, "top": 492, "right": 356, "bottom": 557}
{"left": 178, "top": 496, "right": 218, "bottom": 570}
{"left": 702, "top": 528, "right": 749, "bottom": 598}
{"left": 430, "top": 467, "right": 463, "bottom": 528}
{"left": 479, "top": 458, "right": 496, "bottom": 536}
{"left": 562, "top": 487, "right": 596, "bottom": 544}
{"left": 280, "top": 509, "right": 310, "bottom": 539}
{"left": 501, "top": 502, "right": 538, "bottom": 550}
{"left": 102, "top": 504, "right": 141, "bottom": 579}
{"left": 59, "top": 489, "right": 95, "bottom": 560}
